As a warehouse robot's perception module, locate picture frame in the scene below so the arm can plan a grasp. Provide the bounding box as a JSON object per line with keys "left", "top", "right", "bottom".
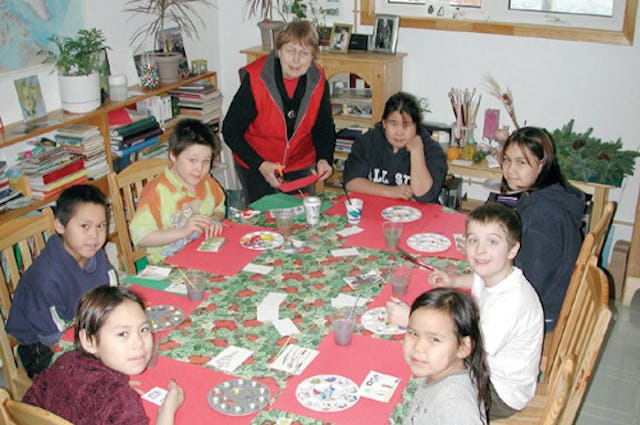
{"left": 372, "top": 14, "right": 400, "bottom": 54}
{"left": 329, "top": 23, "right": 353, "bottom": 53}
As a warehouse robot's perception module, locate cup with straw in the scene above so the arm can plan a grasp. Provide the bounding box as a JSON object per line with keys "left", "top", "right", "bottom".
{"left": 332, "top": 295, "right": 360, "bottom": 346}
{"left": 179, "top": 268, "right": 205, "bottom": 302}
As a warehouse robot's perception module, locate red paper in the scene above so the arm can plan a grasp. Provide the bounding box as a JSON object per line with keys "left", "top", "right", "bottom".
{"left": 271, "top": 333, "right": 412, "bottom": 425}
{"left": 164, "top": 222, "right": 271, "bottom": 276}
{"left": 326, "top": 193, "right": 467, "bottom": 260}
{"left": 132, "top": 355, "right": 280, "bottom": 424}
{"left": 278, "top": 174, "right": 319, "bottom": 193}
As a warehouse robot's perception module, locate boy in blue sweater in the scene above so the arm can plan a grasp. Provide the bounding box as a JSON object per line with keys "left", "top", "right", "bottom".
{"left": 7, "top": 184, "right": 118, "bottom": 378}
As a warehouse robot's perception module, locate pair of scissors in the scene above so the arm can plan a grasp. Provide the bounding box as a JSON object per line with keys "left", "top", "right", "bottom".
{"left": 275, "top": 162, "right": 284, "bottom": 178}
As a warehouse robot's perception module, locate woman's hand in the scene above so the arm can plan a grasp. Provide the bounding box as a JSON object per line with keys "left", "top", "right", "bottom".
{"left": 315, "top": 159, "right": 333, "bottom": 180}
{"left": 385, "top": 297, "right": 410, "bottom": 328}
{"left": 258, "top": 161, "right": 284, "bottom": 188}
{"left": 405, "top": 134, "right": 424, "bottom": 153}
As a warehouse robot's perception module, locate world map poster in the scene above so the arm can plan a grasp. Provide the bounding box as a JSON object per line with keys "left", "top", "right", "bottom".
{"left": 0, "top": 0, "right": 83, "bottom": 73}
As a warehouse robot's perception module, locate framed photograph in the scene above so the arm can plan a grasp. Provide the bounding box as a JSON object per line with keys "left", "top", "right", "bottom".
{"left": 372, "top": 14, "right": 400, "bottom": 54}
{"left": 329, "top": 23, "right": 352, "bottom": 53}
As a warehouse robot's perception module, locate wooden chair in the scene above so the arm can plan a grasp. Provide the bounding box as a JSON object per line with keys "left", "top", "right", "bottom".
{"left": 108, "top": 159, "right": 169, "bottom": 274}
{"left": 494, "top": 256, "right": 611, "bottom": 425}
{"left": 0, "top": 207, "right": 56, "bottom": 400}
{"left": 0, "top": 388, "right": 73, "bottom": 425}
{"left": 540, "top": 201, "right": 615, "bottom": 384}
{"left": 492, "top": 354, "right": 576, "bottom": 425}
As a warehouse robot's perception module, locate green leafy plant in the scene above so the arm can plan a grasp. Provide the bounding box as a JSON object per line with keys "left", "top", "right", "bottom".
{"left": 39, "top": 28, "right": 109, "bottom": 76}
{"left": 552, "top": 119, "right": 639, "bottom": 187}
{"left": 125, "top": 0, "right": 214, "bottom": 53}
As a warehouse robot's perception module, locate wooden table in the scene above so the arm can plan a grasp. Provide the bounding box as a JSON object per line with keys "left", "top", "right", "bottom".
{"left": 447, "top": 158, "right": 613, "bottom": 231}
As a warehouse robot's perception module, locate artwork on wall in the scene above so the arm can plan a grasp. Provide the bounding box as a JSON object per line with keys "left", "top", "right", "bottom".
{"left": 0, "top": 0, "right": 84, "bottom": 73}
{"left": 372, "top": 14, "right": 400, "bottom": 54}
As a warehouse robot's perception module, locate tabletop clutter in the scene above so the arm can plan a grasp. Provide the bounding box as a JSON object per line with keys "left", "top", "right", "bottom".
{"left": 82, "top": 192, "right": 469, "bottom": 424}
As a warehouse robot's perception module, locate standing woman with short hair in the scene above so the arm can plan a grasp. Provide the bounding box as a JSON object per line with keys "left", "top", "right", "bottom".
{"left": 223, "top": 21, "right": 336, "bottom": 204}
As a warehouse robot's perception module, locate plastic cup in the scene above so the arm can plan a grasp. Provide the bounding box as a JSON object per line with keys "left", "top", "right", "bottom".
{"left": 184, "top": 270, "right": 205, "bottom": 302}
{"left": 332, "top": 308, "right": 356, "bottom": 346}
{"left": 390, "top": 264, "right": 412, "bottom": 296}
{"left": 382, "top": 221, "right": 403, "bottom": 249}
{"left": 273, "top": 208, "right": 295, "bottom": 237}
{"left": 345, "top": 198, "right": 364, "bottom": 225}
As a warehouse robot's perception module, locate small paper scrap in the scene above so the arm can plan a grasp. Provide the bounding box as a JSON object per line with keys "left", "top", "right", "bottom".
{"left": 141, "top": 386, "right": 168, "bottom": 406}
{"left": 243, "top": 263, "right": 274, "bottom": 274}
{"left": 337, "top": 226, "right": 364, "bottom": 237}
{"left": 137, "top": 265, "right": 172, "bottom": 280}
{"left": 208, "top": 346, "right": 253, "bottom": 373}
{"left": 358, "top": 370, "right": 401, "bottom": 403}
{"left": 272, "top": 318, "right": 300, "bottom": 336}
{"left": 331, "top": 247, "right": 360, "bottom": 257}
{"left": 331, "top": 293, "right": 369, "bottom": 308}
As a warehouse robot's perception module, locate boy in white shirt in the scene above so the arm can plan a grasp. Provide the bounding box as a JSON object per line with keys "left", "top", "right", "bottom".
{"left": 387, "top": 202, "right": 544, "bottom": 418}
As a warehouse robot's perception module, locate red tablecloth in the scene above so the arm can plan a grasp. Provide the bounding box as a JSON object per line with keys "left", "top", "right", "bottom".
{"left": 271, "top": 333, "right": 412, "bottom": 425}
{"left": 165, "top": 221, "right": 273, "bottom": 276}
{"left": 132, "top": 355, "right": 280, "bottom": 424}
{"left": 325, "top": 193, "right": 466, "bottom": 260}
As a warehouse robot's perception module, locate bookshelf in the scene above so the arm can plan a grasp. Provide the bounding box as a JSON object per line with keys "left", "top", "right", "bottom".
{"left": 0, "top": 71, "right": 218, "bottom": 220}
{"left": 240, "top": 47, "right": 406, "bottom": 191}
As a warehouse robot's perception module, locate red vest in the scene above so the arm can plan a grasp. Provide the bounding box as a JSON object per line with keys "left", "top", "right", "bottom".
{"left": 235, "top": 54, "right": 325, "bottom": 172}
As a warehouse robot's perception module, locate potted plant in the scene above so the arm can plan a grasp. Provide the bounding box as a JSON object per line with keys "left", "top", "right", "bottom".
{"left": 39, "top": 28, "right": 109, "bottom": 113}
{"left": 552, "top": 119, "right": 639, "bottom": 187}
{"left": 125, "top": 0, "right": 214, "bottom": 84}
{"left": 244, "top": 0, "right": 286, "bottom": 50}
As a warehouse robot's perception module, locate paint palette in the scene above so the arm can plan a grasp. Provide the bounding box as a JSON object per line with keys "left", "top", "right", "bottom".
{"left": 145, "top": 305, "right": 185, "bottom": 332}
{"left": 208, "top": 379, "right": 271, "bottom": 416}
{"left": 406, "top": 233, "right": 452, "bottom": 253}
{"left": 381, "top": 205, "right": 422, "bottom": 223}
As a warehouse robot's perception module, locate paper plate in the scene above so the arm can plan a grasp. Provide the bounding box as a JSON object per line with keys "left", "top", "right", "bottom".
{"left": 361, "top": 307, "right": 406, "bottom": 335}
{"left": 406, "top": 233, "right": 452, "bottom": 253}
{"left": 146, "top": 305, "right": 185, "bottom": 332}
{"left": 239, "top": 231, "right": 284, "bottom": 250}
{"left": 381, "top": 206, "right": 422, "bottom": 223}
{"left": 208, "top": 379, "right": 270, "bottom": 416}
{"left": 296, "top": 374, "right": 360, "bottom": 412}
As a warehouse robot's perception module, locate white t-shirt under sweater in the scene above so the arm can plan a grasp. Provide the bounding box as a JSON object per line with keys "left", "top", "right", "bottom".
{"left": 472, "top": 266, "right": 544, "bottom": 410}
{"left": 403, "top": 369, "right": 487, "bottom": 425}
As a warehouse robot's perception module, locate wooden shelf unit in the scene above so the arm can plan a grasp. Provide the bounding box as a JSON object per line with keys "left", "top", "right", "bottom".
{"left": 0, "top": 71, "right": 218, "bottom": 220}
{"left": 240, "top": 47, "right": 406, "bottom": 191}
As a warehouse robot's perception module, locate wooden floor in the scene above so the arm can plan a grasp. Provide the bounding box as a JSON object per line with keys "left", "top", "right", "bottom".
{"left": 575, "top": 296, "right": 640, "bottom": 424}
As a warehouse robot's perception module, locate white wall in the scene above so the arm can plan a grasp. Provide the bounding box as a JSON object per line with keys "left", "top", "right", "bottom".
{"left": 1, "top": 0, "right": 638, "bottom": 253}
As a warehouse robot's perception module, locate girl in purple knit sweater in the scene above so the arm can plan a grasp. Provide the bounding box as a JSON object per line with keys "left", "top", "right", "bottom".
{"left": 24, "top": 286, "right": 184, "bottom": 425}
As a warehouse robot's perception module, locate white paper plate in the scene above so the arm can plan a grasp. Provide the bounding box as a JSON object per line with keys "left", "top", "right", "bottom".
{"left": 381, "top": 206, "right": 422, "bottom": 223}
{"left": 361, "top": 307, "right": 406, "bottom": 335}
{"left": 239, "top": 231, "right": 284, "bottom": 250}
{"left": 296, "top": 374, "right": 360, "bottom": 412}
{"left": 406, "top": 233, "right": 452, "bottom": 253}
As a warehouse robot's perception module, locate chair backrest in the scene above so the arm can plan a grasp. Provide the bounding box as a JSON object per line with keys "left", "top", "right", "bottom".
{"left": 108, "top": 159, "right": 169, "bottom": 274}
{"left": 590, "top": 201, "right": 616, "bottom": 263}
{"left": 0, "top": 388, "right": 73, "bottom": 425}
{"left": 555, "top": 256, "right": 612, "bottom": 425}
{"left": 541, "top": 354, "right": 576, "bottom": 425}
{"left": 542, "top": 202, "right": 615, "bottom": 384}
{"left": 542, "top": 232, "right": 594, "bottom": 384}
{"left": 0, "top": 208, "right": 55, "bottom": 400}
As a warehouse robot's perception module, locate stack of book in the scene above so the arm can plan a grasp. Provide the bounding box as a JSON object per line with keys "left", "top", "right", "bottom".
{"left": 0, "top": 161, "right": 24, "bottom": 210}
{"left": 335, "top": 127, "right": 366, "bottom": 154}
{"left": 55, "top": 124, "right": 109, "bottom": 179}
{"left": 170, "top": 80, "right": 223, "bottom": 126}
{"left": 21, "top": 146, "right": 87, "bottom": 200}
{"left": 110, "top": 115, "right": 164, "bottom": 159}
